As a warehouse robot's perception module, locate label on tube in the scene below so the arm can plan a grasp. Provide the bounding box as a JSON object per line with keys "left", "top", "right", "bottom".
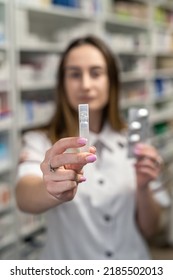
{"left": 78, "top": 104, "right": 89, "bottom": 152}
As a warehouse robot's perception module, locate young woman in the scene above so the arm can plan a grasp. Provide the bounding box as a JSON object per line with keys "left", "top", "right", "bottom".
{"left": 16, "top": 35, "right": 169, "bottom": 260}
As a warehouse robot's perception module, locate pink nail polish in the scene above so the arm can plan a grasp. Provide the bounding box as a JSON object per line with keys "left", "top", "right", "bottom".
{"left": 135, "top": 143, "right": 144, "bottom": 149}
{"left": 134, "top": 148, "right": 141, "bottom": 155}
{"left": 86, "top": 155, "right": 97, "bottom": 163}
{"left": 77, "top": 138, "right": 88, "bottom": 145}
{"left": 79, "top": 176, "right": 86, "bottom": 183}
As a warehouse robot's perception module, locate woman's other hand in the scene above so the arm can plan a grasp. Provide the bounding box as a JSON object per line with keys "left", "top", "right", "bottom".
{"left": 134, "top": 143, "right": 163, "bottom": 189}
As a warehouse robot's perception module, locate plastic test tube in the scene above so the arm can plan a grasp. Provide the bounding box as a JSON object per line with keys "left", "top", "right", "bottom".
{"left": 78, "top": 104, "right": 89, "bottom": 152}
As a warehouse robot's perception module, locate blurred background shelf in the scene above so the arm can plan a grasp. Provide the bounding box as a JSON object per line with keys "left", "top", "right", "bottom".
{"left": 1, "top": 0, "right": 173, "bottom": 260}
{"left": 18, "top": 42, "right": 65, "bottom": 53}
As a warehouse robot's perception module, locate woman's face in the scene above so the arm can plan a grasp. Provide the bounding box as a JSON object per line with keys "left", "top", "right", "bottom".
{"left": 64, "top": 44, "right": 109, "bottom": 112}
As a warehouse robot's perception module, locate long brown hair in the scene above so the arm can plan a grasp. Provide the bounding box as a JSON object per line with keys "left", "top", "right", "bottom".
{"left": 48, "top": 35, "right": 126, "bottom": 143}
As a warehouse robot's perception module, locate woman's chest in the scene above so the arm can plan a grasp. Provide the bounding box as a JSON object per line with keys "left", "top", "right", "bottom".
{"left": 76, "top": 145, "right": 136, "bottom": 208}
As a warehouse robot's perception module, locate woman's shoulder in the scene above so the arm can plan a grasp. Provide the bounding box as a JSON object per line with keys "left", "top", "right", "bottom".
{"left": 22, "top": 129, "right": 50, "bottom": 145}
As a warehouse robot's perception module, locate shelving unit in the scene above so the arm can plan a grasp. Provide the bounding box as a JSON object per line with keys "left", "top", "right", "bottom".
{"left": 1, "top": 0, "right": 173, "bottom": 259}
{"left": 0, "top": 0, "right": 19, "bottom": 260}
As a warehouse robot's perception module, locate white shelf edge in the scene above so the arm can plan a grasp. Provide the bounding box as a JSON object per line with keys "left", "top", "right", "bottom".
{"left": 150, "top": 108, "right": 173, "bottom": 124}
{"left": 120, "top": 99, "right": 149, "bottom": 110}
{"left": 152, "top": 68, "right": 173, "bottom": 79}
{"left": 0, "top": 117, "right": 13, "bottom": 131}
{"left": 0, "top": 79, "right": 10, "bottom": 91}
{"left": 105, "top": 13, "right": 149, "bottom": 29}
{"left": 114, "top": 49, "right": 148, "bottom": 56}
{"left": 121, "top": 90, "right": 173, "bottom": 109}
{"left": 17, "top": 42, "right": 65, "bottom": 53}
{"left": 151, "top": 130, "right": 173, "bottom": 144}
{"left": 17, "top": 43, "right": 149, "bottom": 55}
{"left": 153, "top": 21, "right": 173, "bottom": 32}
{"left": 0, "top": 42, "right": 8, "bottom": 50}
{"left": 120, "top": 71, "right": 148, "bottom": 82}
{"left": 160, "top": 142, "right": 173, "bottom": 161}
{"left": 19, "top": 118, "right": 50, "bottom": 131}
{"left": 152, "top": 50, "right": 173, "bottom": 56}
{"left": 150, "top": 93, "right": 173, "bottom": 104}
{"left": 19, "top": 81, "right": 55, "bottom": 91}
{"left": 16, "top": 2, "right": 96, "bottom": 20}
{"left": 0, "top": 160, "right": 12, "bottom": 174}
{"left": 155, "top": 1, "right": 173, "bottom": 10}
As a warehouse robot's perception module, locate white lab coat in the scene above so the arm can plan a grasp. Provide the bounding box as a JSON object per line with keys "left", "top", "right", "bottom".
{"left": 17, "top": 124, "right": 170, "bottom": 259}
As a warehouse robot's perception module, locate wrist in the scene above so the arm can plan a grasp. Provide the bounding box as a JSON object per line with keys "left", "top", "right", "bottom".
{"left": 137, "top": 183, "right": 150, "bottom": 196}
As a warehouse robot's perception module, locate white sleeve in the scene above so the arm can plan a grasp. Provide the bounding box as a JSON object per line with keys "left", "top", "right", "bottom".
{"left": 16, "top": 131, "right": 51, "bottom": 181}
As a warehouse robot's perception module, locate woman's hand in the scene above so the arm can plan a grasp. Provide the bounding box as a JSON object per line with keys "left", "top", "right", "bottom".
{"left": 40, "top": 137, "right": 96, "bottom": 204}
{"left": 134, "top": 143, "right": 163, "bottom": 189}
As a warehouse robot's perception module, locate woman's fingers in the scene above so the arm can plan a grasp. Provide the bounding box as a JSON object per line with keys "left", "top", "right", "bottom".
{"left": 135, "top": 163, "right": 158, "bottom": 179}
{"left": 41, "top": 137, "right": 97, "bottom": 173}
{"left": 134, "top": 143, "right": 163, "bottom": 171}
{"left": 89, "top": 146, "right": 96, "bottom": 154}
{"left": 135, "top": 156, "right": 161, "bottom": 171}
{"left": 50, "top": 137, "right": 88, "bottom": 156}
{"left": 50, "top": 152, "right": 97, "bottom": 170}
{"left": 134, "top": 143, "right": 163, "bottom": 188}
{"left": 54, "top": 187, "right": 78, "bottom": 202}
{"left": 40, "top": 137, "right": 97, "bottom": 203}
{"left": 43, "top": 167, "right": 86, "bottom": 201}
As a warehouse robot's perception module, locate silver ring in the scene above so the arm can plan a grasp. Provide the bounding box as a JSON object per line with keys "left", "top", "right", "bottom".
{"left": 48, "top": 160, "right": 57, "bottom": 173}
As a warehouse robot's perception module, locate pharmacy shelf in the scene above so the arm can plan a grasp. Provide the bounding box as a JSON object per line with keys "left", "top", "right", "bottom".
{"left": 16, "top": 2, "right": 97, "bottom": 21}
{"left": 19, "top": 118, "right": 52, "bottom": 131}
{"left": 18, "top": 42, "right": 65, "bottom": 53}
{"left": 153, "top": 51, "right": 173, "bottom": 57}
{"left": 151, "top": 130, "right": 173, "bottom": 144}
{"left": 0, "top": 81, "right": 10, "bottom": 92}
{"left": 155, "top": 0, "right": 173, "bottom": 10}
{"left": 121, "top": 98, "right": 149, "bottom": 110}
{"left": 150, "top": 107, "right": 173, "bottom": 124}
{"left": 147, "top": 88, "right": 173, "bottom": 105}
{"left": 18, "top": 43, "right": 149, "bottom": 56}
{"left": 160, "top": 142, "right": 173, "bottom": 162}
{"left": 0, "top": 42, "right": 8, "bottom": 51}
{"left": 104, "top": 14, "right": 149, "bottom": 31}
{"left": 114, "top": 49, "right": 148, "bottom": 56}
{"left": 0, "top": 202, "right": 13, "bottom": 215}
{"left": 151, "top": 69, "right": 173, "bottom": 79}
{"left": 0, "top": 160, "right": 12, "bottom": 174}
{"left": 121, "top": 72, "right": 148, "bottom": 83}
{"left": 0, "top": 117, "right": 12, "bottom": 131}
{"left": 19, "top": 80, "right": 55, "bottom": 91}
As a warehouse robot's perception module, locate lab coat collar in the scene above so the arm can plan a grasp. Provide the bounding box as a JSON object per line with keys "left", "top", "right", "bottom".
{"left": 90, "top": 123, "right": 126, "bottom": 152}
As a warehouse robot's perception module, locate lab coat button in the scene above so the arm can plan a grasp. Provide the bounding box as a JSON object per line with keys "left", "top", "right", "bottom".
{"left": 98, "top": 179, "right": 104, "bottom": 185}
{"left": 104, "top": 215, "right": 111, "bottom": 222}
{"left": 105, "top": 251, "right": 113, "bottom": 257}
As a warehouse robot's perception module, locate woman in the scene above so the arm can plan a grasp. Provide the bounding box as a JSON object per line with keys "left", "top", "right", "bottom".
{"left": 16, "top": 35, "right": 168, "bottom": 259}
